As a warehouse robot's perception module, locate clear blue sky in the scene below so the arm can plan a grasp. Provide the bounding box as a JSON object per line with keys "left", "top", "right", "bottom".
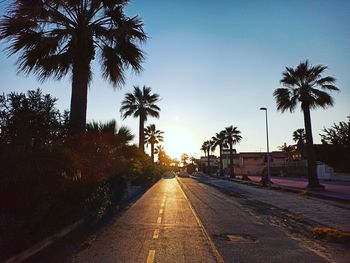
{"left": 0, "top": 0, "right": 349, "bottom": 159}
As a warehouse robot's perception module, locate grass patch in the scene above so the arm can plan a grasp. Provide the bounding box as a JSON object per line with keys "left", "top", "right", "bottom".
{"left": 311, "top": 227, "right": 350, "bottom": 243}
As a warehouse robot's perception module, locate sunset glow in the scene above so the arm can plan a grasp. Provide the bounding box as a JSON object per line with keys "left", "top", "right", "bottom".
{"left": 163, "top": 126, "right": 198, "bottom": 160}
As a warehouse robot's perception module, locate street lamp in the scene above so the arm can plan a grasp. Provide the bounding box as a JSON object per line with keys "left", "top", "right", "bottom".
{"left": 260, "top": 107, "right": 271, "bottom": 186}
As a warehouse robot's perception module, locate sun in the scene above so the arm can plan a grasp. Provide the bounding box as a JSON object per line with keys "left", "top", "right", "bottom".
{"left": 163, "top": 126, "right": 197, "bottom": 160}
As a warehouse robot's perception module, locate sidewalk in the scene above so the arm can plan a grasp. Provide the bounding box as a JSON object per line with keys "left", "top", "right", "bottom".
{"left": 194, "top": 172, "right": 350, "bottom": 203}
{"left": 192, "top": 175, "right": 350, "bottom": 233}
{"left": 247, "top": 175, "right": 350, "bottom": 203}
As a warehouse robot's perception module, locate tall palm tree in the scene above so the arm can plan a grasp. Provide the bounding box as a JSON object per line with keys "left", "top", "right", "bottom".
{"left": 120, "top": 86, "right": 160, "bottom": 152}
{"left": 274, "top": 60, "right": 339, "bottom": 189}
{"left": 202, "top": 140, "right": 212, "bottom": 175}
{"left": 144, "top": 124, "right": 164, "bottom": 162}
{"left": 0, "top": 0, "right": 146, "bottom": 133}
{"left": 211, "top": 131, "right": 227, "bottom": 176}
{"left": 222, "top": 126, "right": 242, "bottom": 178}
{"left": 155, "top": 144, "right": 164, "bottom": 164}
{"left": 200, "top": 143, "right": 207, "bottom": 172}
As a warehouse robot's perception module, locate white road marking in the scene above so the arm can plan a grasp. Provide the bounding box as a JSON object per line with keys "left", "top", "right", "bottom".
{"left": 157, "top": 216, "right": 162, "bottom": 224}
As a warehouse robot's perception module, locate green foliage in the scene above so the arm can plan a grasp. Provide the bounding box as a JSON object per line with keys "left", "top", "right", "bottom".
{"left": 81, "top": 181, "right": 113, "bottom": 224}
{"left": 0, "top": 89, "right": 162, "bottom": 259}
{"left": 0, "top": 0, "right": 147, "bottom": 131}
{"left": 0, "top": 89, "right": 68, "bottom": 147}
{"left": 317, "top": 116, "right": 350, "bottom": 172}
{"left": 320, "top": 116, "right": 350, "bottom": 146}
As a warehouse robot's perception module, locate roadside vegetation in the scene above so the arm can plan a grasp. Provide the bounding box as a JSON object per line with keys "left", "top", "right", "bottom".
{"left": 274, "top": 60, "right": 339, "bottom": 189}
{"left": 0, "top": 89, "right": 167, "bottom": 260}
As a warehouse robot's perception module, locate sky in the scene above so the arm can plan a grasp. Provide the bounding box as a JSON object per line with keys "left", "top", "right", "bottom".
{"left": 0, "top": 0, "right": 349, "bottom": 160}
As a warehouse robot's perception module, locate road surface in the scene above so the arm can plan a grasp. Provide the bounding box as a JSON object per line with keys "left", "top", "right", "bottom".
{"left": 27, "top": 177, "right": 332, "bottom": 263}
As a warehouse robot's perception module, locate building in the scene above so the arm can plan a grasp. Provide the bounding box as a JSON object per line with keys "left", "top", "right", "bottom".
{"left": 221, "top": 150, "right": 287, "bottom": 176}
{"left": 200, "top": 155, "right": 219, "bottom": 174}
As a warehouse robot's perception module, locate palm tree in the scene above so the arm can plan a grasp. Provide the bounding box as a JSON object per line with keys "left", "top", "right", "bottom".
{"left": 222, "top": 126, "right": 242, "bottom": 178}
{"left": 0, "top": 0, "right": 146, "bottom": 133}
{"left": 120, "top": 86, "right": 160, "bottom": 152}
{"left": 278, "top": 143, "right": 294, "bottom": 160}
{"left": 293, "top": 129, "right": 305, "bottom": 143}
{"left": 86, "top": 120, "right": 134, "bottom": 150}
{"left": 293, "top": 128, "right": 306, "bottom": 159}
{"left": 211, "top": 131, "right": 227, "bottom": 176}
{"left": 155, "top": 145, "right": 165, "bottom": 164}
{"left": 202, "top": 140, "right": 212, "bottom": 175}
{"left": 200, "top": 143, "right": 207, "bottom": 172}
{"left": 274, "top": 60, "right": 339, "bottom": 189}
{"left": 84, "top": 119, "right": 134, "bottom": 180}
{"left": 144, "top": 124, "right": 164, "bottom": 162}
{"left": 181, "top": 153, "right": 189, "bottom": 167}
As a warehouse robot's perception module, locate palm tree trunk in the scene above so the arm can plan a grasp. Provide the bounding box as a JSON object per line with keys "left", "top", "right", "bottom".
{"left": 302, "top": 105, "right": 321, "bottom": 188}
{"left": 219, "top": 144, "right": 223, "bottom": 176}
{"left": 70, "top": 63, "right": 89, "bottom": 133}
{"left": 151, "top": 143, "right": 155, "bottom": 162}
{"left": 139, "top": 116, "right": 145, "bottom": 152}
{"left": 230, "top": 143, "right": 235, "bottom": 178}
{"left": 207, "top": 148, "right": 211, "bottom": 175}
{"left": 202, "top": 150, "right": 206, "bottom": 172}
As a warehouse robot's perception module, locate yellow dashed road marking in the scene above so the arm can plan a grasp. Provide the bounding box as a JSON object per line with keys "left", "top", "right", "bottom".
{"left": 146, "top": 250, "right": 155, "bottom": 263}
{"left": 157, "top": 216, "right": 162, "bottom": 224}
{"left": 177, "top": 178, "right": 225, "bottom": 263}
{"left": 153, "top": 229, "right": 160, "bottom": 239}
{"left": 159, "top": 209, "right": 163, "bottom": 214}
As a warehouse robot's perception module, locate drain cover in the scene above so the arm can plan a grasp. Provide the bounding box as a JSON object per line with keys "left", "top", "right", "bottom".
{"left": 226, "top": 234, "right": 258, "bottom": 243}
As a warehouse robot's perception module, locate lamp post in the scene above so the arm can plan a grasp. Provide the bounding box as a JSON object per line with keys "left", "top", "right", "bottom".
{"left": 260, "top": 107, "right": 271, "bottom": 186}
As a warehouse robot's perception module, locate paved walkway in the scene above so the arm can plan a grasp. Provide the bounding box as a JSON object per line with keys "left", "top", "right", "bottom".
{"left": 193, "top": 175, "right": 350, "bottom": 232}
{"left": 247, "top": 175, "right": 350, "bottom": 202}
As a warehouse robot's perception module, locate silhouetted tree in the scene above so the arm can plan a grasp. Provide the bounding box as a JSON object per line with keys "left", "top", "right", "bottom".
{"left": 293, "top": 128, "right": 306, "bottom": 159}
{"left": 155, "top": 145, "right": 165, "bottom": 164}
{"left": 0, "top": 0, "right": 146, "bottom": 133}
{"left": 144, "top": 124, "right": 164, "bottom": 162}
{"left": 181, "top": 153, "right": 189, "bottom": 167}
{"left": 320, "top": 116, "right": 350, "bottom": 146}
{"left": 0, "top": 89, "right": 67, "bottom": 148}
{"left": 120, "top": 86, "right": 160, "bottom": 152}
{"left": 211, "top": 131, "right": 227, "bottom": 176}
{"left": 222, "top": 126, "right": 242, "bottom": 178}
{"left": 278, "top": 143, "right": 294, "bottom": 160}
{"left": 274, "top": 60, "right": 339, "bottom": 189}
{"left": 202, "top": 140, "right": 212, "bottom": 175}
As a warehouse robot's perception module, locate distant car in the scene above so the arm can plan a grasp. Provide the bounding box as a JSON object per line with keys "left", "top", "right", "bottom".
{"left": 177, "top": 171, "right": 190, "bottom": 178}
{"left": 163, "top": 172, "right": 175, "bottom": 179}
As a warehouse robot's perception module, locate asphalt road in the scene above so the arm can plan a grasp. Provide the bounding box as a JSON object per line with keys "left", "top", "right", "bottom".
{"left": 27, "top": 177, "right": 330, "bottom": 263}
{"left": 178, "top": 177, "right": 329, "bottom": 263}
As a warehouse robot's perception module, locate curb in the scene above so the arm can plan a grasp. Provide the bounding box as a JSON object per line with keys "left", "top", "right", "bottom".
{"left": 197, "top": 174, "right": 350, "bottom": 204}
{"left": 4, "top": 219, "right": 84, "bottom": 263}
{"left": 2, "top": 186, "right": 146, "bottom": 263}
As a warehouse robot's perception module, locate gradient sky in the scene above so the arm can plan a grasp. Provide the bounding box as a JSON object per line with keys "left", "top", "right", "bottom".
{"left": 0, "top": 0, "right": 349, "bottom": 160}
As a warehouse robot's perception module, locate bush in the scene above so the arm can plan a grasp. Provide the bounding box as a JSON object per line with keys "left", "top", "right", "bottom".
{"left": 81, "top": 181, "right": 113, "bottom": 224}
{"left": 0, "top": 89, "right": 164, "bottom": 259}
